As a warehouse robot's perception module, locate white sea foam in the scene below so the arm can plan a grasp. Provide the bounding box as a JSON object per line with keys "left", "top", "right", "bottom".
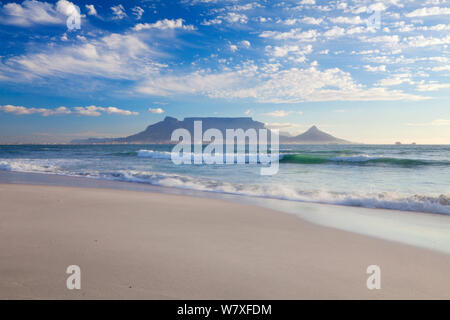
{"left": 1, "top": 158, "right": 449, "bottom": 215}
{"left": 137, "top": 149, "right": 279, "bottom": 163}
{"left": 0, "top": 159, "right": 60, "bottom": 173}
{"left": 98, "top": 169, "right": 450, "bottom": 215}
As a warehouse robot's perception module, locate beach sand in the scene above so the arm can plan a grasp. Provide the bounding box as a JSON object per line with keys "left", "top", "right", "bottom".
{"left": 0, "top": 183, "right": 449, "bottom": 299}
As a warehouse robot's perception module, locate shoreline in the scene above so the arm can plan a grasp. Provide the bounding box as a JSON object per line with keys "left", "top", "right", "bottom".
{"left": 1, "top": 170, "right": 450, "bottom": 255}
{"left": 1, "top": 182, "right": 450, "bottom": 299}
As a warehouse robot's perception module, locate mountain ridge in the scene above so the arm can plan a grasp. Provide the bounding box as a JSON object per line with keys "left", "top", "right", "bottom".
{"left": 71, "top": 117, "right": 351, "bottom": 144}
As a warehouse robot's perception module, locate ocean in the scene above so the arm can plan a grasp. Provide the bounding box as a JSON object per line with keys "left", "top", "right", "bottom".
{"left": 0, "top": 144, "right": 449, "bottom": 215}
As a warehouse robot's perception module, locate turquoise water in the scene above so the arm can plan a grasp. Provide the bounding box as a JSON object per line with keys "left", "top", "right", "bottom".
{"left": 0, "top": 144, "right": 449, "bottom": 215}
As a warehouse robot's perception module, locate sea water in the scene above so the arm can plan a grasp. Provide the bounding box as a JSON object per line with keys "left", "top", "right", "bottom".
{"left": 0, "top": 144, "right": 449, "bottom": 215}
{"left": 1, "top": 144, "right": 450, "bottom": 253}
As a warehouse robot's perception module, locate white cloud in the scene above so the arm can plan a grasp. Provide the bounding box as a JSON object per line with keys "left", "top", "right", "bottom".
{"left": 136, "top": 65, "right": 428, "bottom": 103}
{"left": 111, "top": 4, "right": 126, "bottom": 20}
{"left": 421, "top": 24, "right": 450, "bottom": 31}
{"left": 265, "top": 44, "right": 312, "bottom": 58}
{"left": 102, "top": 106, "right": 138, "bottom": 115}
{"left": 432, "top": 65, "right": 450, "bottom": 71}
{"left": 406, "top": 6, "right": 450, "bottom": 17}
{"left": 364, "top": 65, "right": 386, "bottom": 72}
{"left": 85, "top": 4, "right": 97, "bottom": 16}
{"left": 264, "top": 110, "right": 303, "bottom": 117}
{"left": 0, "top": 33, "right": 159, "bottom": 80}
{"left": 264, "top": 122, "right": 303, "bottom": 129}
{"left": 0, "top": 105, "right": 71, "bottom": 116}
{"left": 260, "top": 28, "right": 318, "bottom": 41}
{"left": 240, "top": 40, "right": 251, "bottom": 48}
{"left": 330, "top": 16, "right": 364, "bottom": 25}
{"left": 416, "top": 82, "right": 450, "bottom": 91}
{"left": 201, "top": 18, "right": 222, "bottom": 25}
{"left": 301, "top": 17, "right": 323, "bottom": 25}
{"left": 148, "top": 107, "right": 164, "bottom": 114}
{"left": 134, "top": 18, "right": 195, "bottom": 31}
{"left": 73, "top": 105, "right": 138, "bottom": 116}
{"left": 202, "top": 10, "right": 249, "bottom": 25}
{"left": 227, "top": 3, "right": 262, "bottom": 11}
{"left": 324, "top": 26, "right": 346, "bottom": 38}
{"left": 279, "top": 17, "right": 324, "bottom": 25}
{"left": 362, "top": 35, "right": 400, "bottom": 48}
{"left": 223, "top": 12, "right": 248, "bottom": 24}
{"left": 136, "top": 68, "right": 253, "bottom": 96}
{"left": 264, "top": 110, "right": 290, "bottom": 117}
{"left": 0, "top": 105, "right": 137, "bottom": 116}
{"left": 0, "top": 0, "right": 80, "bottom": 27}
{"left": 405, "top": 35, "right": 450, "bottom": 47}
{"left": 132, "top": 6, "right": 144, "bottom": 20}
{"left": 369, "top": 3, "right": 388, "bottom": 12}
{"left": 347, "top": 26, "right": 371, "bottom": 35}
{"left": 56, "top": 0, "right": 79, "bottom": 18}
{"left": 282, "top": 18, "right": 298, "bottom": 25}
{"left": 377, "top": 73, "right": 414, "bottom": 86}
{"left": 229, "top": 44, "right": 238, "bottom": 52}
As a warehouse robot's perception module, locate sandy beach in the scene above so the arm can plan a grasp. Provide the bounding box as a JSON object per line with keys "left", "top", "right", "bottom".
{"left": 0, "top": 183, "right": 449, "bottom": 299}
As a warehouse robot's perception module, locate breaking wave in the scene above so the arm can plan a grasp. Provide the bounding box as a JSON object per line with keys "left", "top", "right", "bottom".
{"left": 135, "top": 149, "right": 450, "bottom": 167}
{"left": 1, "top": 157, "right": 448, "bottom": 215}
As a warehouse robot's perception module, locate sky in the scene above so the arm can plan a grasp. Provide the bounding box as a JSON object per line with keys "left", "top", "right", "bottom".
{"left": 0, "top": 0, "right": 449, "bottom": 144}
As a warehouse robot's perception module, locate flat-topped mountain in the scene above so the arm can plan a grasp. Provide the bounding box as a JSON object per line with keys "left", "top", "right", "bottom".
{"left": 71, "top": 117, "right": 351, "bottom": 144}
{"left": 72, "top": 116, "right": 266, "bottom": 144}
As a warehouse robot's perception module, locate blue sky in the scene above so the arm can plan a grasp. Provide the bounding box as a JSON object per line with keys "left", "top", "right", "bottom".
{"left": 0, "top": 0, "right": 449, "bottom": 143}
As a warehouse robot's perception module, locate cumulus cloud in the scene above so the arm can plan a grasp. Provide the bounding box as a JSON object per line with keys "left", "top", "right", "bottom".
{"left": 0, "top": 105, "right": 71, "bottom": 116}
{"left": 260, "top": 28, "right": 318, "bottom": 41}
{"left": 136, "top": 64, "right": 428, "bottom": 103}
{"left": 240, "top": 40, "right": 251, "bottom": 48}
{"left": 265, "top": 44, "right": 312, "bottom": 58}
{"left": 132, "top": 6, "right": 144, "bottom": 20}
{"left": 0, "top": 33, "right": 159, "bottom": 80}
{"left": 405, "top": 6, "right": 450, "bottom": 17}
{"left": 405, "top": 35, "right": 450, "bottom": 47}
{"left": 148, "top": 107, "right": 164, "bottom": 114}
{"left": 229, "top": 44, "right": 238, "bottom": 52}
{"left": 264, "top": 110, "right": 303, "bottom": 117}
{"left": 416, "top": 82, "right": 450, "bottom": 91}
{"left": 0, "top": 105, "right": 138, "bottom": 116}
{"left": 377, "top": 73, "right": 414, "bottom": 86}
{"left": 0, "top": 0, "right": 80, "bottom": 27}
{"left": 111, "top": 4, "right": 126, "bottom": 20}
{"left": 85, "top": 4, "right": 97, "bottom": 16}
{"left": 364, "top": 65, "right": 386, "bottom": 72}
{"left": 73, "top": 105, "right": 138, "bottom": 116}
{"left": 329, "top": 16, "right": 364, "bottom": 25}
{"left": 301, "top": 17, "right": 323, "bottom": 24}
{"left": 324, "top": 26, "right": 346, "bottom": 38}
{"left": 222, "top": 12, "right": 248, "bottom": 24}
{"left": 56, "top": 0, "right": 79, "bottom": 17}
{"left": 134, "top": 18, "right": 195, "bottom": 31}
